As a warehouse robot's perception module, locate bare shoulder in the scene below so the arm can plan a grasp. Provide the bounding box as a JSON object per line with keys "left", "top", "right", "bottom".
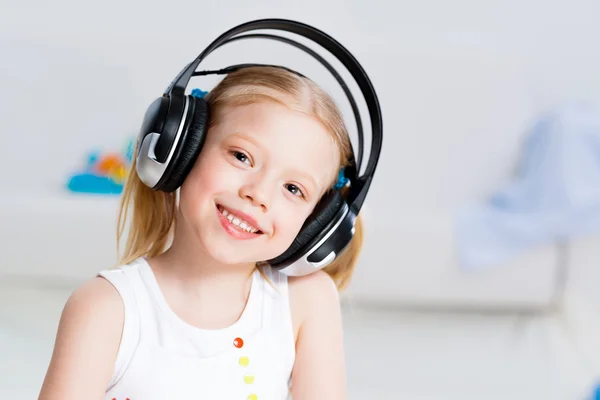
{"left": 289, "top": 270, "right": 339, "bottom": 309}
{"left": 288, "top": 271, "right": 347, "bottom": 399}
{"left": 38, "top": 277, "right": 124, "bottom": 399}
{"left": 288, "top": 270, "right": 341, "bottom": 339}
{"left": 59, "top": 276, "right": 125, "bottom": 336}
{"left": 66, "top": 276, "right": 124, "bottom": 315}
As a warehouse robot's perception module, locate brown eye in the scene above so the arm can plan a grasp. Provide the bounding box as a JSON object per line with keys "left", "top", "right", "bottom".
{"left": 285, "top": 183, "right": 304, "bottom": 198}
{"left": 232, "top": 151, "right": 251, "bottom": 165}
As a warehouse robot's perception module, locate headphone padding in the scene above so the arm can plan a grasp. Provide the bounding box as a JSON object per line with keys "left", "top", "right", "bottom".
{"left": 269, "top": 190, "right": 345, "bottom": 265}
{"left": 160, "top": 97, "right": 210, "bottom": 192}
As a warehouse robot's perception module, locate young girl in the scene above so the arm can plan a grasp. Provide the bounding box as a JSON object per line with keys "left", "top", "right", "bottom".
{"left": 39, "top": 66, "right": 364, "bottom": 399}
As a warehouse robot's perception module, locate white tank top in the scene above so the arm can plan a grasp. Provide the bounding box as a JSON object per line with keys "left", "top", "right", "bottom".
{"left": 98, "top": 257, "right": 295, "bottom": 400}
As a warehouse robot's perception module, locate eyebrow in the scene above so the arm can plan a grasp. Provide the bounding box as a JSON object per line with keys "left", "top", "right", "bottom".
{"left": 290, "top": 169, "right": 319, "bottom": 191}
{"left": 227, "top": 131, "right": 261, "bottom": 148}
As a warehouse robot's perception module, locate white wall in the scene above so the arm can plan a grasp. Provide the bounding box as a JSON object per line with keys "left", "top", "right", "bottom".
{"left": 1, "top": 0, "right": 600, "bottom": 308}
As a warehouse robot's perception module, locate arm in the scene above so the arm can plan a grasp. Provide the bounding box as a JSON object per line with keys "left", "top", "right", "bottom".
{"left": 38, "top": 277, "right": 124, "bottom": 400}
{"left": 289, "top": 271, "right": 347, "bottom": 400}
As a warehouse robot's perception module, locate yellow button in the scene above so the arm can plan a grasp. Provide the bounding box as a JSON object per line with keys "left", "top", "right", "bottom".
{"left": 244, "top": 375, "right": 255, "bottom": 384}
{"left": 248, "top": 395, "right": 257, "bottom": 400}
{"left": 239, "top": 356, "right": 249, "bottom": 367}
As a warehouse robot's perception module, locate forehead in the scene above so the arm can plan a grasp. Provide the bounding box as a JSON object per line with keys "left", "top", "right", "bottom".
{"left": 211, "top": 101, "right": 339, "bottom": 184}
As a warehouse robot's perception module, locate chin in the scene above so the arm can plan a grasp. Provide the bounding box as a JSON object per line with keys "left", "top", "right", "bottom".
{"left": 200, "top": 236, "right": 260, "bottom": 266}
{"left": 205, "top": 236, "right": 294, "bottom": 267}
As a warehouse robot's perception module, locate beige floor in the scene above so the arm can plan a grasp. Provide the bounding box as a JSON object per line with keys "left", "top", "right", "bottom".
{"left": 1, "top": 278, "right": 600, "bottom": 400}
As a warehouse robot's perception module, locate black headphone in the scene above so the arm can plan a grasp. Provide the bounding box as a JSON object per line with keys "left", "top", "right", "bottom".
{"left": 135, "top": 18, "right": 382, "bottom": 277}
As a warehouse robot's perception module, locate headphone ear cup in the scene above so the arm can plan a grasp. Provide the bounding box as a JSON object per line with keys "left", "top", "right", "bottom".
{"left": 268, "top": 190, "right": 345, "bottom": 266}
{"left": 157, "top": 96, "right": 210, "bottom": 192}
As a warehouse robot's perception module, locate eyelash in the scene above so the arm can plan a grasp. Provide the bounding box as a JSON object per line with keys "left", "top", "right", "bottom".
{"left": 229, "top": 150, "right": 307, "bottom": 199}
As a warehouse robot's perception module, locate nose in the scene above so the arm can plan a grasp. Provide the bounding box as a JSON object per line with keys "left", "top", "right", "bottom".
{"left": 239, "top": 176, "right": 272, "bottom": 211}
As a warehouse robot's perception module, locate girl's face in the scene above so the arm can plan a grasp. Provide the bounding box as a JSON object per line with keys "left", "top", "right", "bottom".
{"left": 178, "top": 100, "right": 341, "bottom": 265}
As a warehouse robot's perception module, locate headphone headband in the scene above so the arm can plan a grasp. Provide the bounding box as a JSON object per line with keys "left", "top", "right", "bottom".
{"left": 192, "top": 32, "right": 365, "bottom": 174}
{"left": 163, "top": 18, "right": 382, "bottom": 212}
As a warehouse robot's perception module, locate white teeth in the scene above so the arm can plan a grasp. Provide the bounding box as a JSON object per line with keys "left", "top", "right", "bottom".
{"left": 219, "top": 206, "right": 259, "bottom": 233}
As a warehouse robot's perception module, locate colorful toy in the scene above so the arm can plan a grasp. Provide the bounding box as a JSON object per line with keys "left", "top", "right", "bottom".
{"left": 66, "top": 137, "right": 134, "bottom": 195}
{"left": 191, "top": 88, "right": 208, "bottom": 98}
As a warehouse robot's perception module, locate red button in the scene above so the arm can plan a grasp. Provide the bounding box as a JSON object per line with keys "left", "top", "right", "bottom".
{"left": 233, "top": 337, "right": 244, "bottom": 348}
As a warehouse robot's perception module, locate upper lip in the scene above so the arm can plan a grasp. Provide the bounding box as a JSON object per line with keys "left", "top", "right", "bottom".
{"left": 218, "top": 204, "right": 266, "bottom": 233}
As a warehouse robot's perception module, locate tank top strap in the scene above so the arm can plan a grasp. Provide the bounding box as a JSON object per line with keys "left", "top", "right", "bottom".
{"left": 97, "top": 261, "right": 143, "bottom": 390}
{"left": 260, "top": 265, "right": 289, "bottom": 298}
{"left": 258, "top": 266, "right": 295, "bottom": 355}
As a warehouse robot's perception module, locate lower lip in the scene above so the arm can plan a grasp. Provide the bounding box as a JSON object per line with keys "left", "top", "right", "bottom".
{"left": 216, "top": 205, "right": 262, "bottom": 240}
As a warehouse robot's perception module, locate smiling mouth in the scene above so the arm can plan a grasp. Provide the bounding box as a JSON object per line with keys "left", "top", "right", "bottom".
{"left": 216, "top": 204, "right": 263, "bottom": 235}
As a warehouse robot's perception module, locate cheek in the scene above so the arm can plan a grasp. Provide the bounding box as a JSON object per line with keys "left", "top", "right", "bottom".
{"left": 179, "top": 152, "right": 233, "bottom": 217}
{"left": 185, "top": 150, "right": 233, "bottom": 194}
{"left": 272, "top": 204, "right": 314, "bottom": 242}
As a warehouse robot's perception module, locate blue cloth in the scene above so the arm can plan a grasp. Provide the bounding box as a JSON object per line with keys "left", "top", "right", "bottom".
{"left": 587, "top": 383, "right": 600, "bottom": 400}
{"left": 456, "top": 102, "right": 600, "bottom": 269}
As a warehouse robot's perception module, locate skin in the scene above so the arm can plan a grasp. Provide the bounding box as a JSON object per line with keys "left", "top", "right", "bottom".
{"left": 38, "top": 100, "right": 347, "bottom": 400}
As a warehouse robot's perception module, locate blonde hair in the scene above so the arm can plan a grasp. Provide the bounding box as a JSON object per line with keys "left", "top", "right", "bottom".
{"left": 117, "top": 66, "right": 364, "bottom": 291}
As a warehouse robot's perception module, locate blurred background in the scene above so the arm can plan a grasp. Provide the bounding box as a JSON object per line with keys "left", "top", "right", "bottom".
{"left": 2, "top": 0, "right": 600, "bottom": 398}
